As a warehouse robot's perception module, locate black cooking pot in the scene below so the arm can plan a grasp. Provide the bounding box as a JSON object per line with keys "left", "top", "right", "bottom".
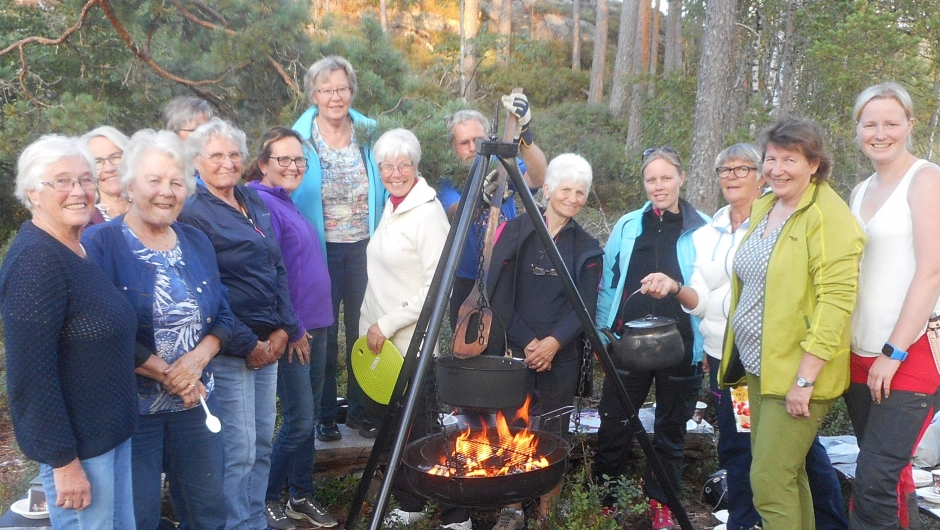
{"left": 435, "top": 355, "right": 528, "bottom": 410}
{"left": 401, "top": 428, "right": 569, "bottom": 506}
{"left": 600, "top": 315, "right": 684, "bottom": 372}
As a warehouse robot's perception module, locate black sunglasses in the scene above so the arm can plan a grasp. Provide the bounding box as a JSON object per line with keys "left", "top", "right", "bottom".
{"left": 642, "top": 146, "right": 679, "bottom": 159}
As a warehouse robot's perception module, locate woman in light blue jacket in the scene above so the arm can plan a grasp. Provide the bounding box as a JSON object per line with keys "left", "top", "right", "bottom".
{"left": 592, "top": 147, "right": 708, "bottom": 528}
{"left": 291, "top": 56, "right": 387, "bottom": 440}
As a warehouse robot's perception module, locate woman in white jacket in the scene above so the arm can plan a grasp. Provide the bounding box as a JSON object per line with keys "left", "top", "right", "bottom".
{"left": 642, "top": 144, "right": 847, "bottom": 530}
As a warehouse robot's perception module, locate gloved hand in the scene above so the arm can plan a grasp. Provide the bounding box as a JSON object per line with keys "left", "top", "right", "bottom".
{"left": 482, "top": 169, "right": 514, "bottom": 206}
{"left": 500, "top": 93, "right": 533, "bottom": 146}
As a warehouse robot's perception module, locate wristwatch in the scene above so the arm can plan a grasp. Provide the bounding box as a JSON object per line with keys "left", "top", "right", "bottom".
{"left": 796, "top": 376, "right": 814, "bottom": 388}
{"left": 882, "top": 342, "right": 908, "bottom": 361}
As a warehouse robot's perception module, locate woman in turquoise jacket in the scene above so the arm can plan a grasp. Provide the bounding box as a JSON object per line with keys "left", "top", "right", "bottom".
{"left": 593, "top": 147, "right": 708, "bottom": 529}
{"left": 291, "top": 55, "right": 387, "bottom": 440}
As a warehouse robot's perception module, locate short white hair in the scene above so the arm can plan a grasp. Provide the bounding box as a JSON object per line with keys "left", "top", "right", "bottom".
{"left": 544, "top": 153, "right": 593, "bottom": 195}
{"left": 185, "top": 117, "right": 249, "bottom": 167}
{"left": 80, "top": 126, "right": 130, "bottom": 152}
{"left": 121, "top": 129, "right": 196, "bottom": 197}
{"left": 373, "top": 128, "right": 421, "bottom": 166}
{"left": 15, "top": 135, "right": 95, "bottom": 209}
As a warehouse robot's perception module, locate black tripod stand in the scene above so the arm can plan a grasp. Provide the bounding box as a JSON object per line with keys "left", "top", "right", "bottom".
{"left": 344, "top": 136, "right": 694, "bottom": 530}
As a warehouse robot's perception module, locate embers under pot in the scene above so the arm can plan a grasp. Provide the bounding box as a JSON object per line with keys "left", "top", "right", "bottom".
{"left": 600, "top": 315, "right": 684, "bottom": 372}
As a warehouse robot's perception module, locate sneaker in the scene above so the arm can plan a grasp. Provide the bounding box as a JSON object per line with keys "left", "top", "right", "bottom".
{"left": 316, "top": 420, "right": 342, "bottom": 442}
{"left": 264, "top": 501, "right": 296, "bottom": 530}
{"left": 346, "top": 415, "right": 379, "bottom": 438}
{"left": 385, "top": 508, "right": 428, "bottom": 526}
{"left": 649, "top": 499, "right": 678, "bottom": 530}
{"left": 440, "top": 518, "right": 473, "bottom": 530}
{"left": 285, "top": 497, "right": 338, "bottom": 528}
{"left": 492, "top": 508, "right": 524, "bottom": 530}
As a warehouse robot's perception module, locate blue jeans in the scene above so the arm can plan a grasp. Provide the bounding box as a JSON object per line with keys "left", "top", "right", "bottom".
{"left": 321, "top": 240, "right": 369, "bottom": 424}
{"left": 212, "top": 355, "right": 278, "bottom": 530}
{"left": 39, "top": 438, "right": 134, "bottom": 530}
{"left": 707, "top": 357, "right": 847, "bottom": 530}
{"left": 132, "top": 395, "right": 226, "bottom": 530}
{"left": 267, "top": 328, "right": 328, "bottom": 500}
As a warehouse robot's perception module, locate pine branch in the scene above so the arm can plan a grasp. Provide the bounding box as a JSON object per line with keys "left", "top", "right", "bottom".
{"left": 0, "top": 0, "right": 100, "bottom": 58}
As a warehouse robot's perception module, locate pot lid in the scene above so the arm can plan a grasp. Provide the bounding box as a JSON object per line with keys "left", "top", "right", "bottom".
{"left": 624, "top": 315, "right": 677, "bottom": 329}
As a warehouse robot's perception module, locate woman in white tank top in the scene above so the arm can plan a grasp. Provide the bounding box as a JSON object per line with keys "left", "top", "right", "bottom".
{"left": 845, "top": 82, "right": 940, "bottom": 529}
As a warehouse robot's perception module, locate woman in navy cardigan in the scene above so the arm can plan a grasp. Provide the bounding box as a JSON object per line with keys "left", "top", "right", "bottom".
{"left": 83, "top": 130, "right": 235, "bottom": 530}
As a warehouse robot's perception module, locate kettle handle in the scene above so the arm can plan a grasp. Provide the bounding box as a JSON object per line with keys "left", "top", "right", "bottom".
{"left": 615, "top": 283, "right": 681, "bottom": 330}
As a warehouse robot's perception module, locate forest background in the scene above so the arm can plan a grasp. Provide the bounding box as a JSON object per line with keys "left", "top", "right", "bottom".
{"left": 1, "top": 0, "right": 939, "bottom": 240}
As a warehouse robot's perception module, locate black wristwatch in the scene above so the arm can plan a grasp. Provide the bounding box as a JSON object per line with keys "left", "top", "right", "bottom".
{"left": 882, "top": 342, "right": 908, "bottom": 361}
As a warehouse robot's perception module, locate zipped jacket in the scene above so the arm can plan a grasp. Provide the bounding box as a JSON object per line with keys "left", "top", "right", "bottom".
{"left": 719, "top": 182, "right": 866, "bottom": 400}
{"left": 291, "top": 106, "right": 386, "bottom": 255}
{"left": 596, "top": 199, "right": 709, "bottom": 363}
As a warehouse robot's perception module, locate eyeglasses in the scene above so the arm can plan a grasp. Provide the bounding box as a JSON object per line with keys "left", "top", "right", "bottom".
{"left": 378, "top": 162, "right": 415, "bottom": 175}
{"left": 268, "top": 156, "right": 308, "bottom": 169}
{"left": 642, "top": 146, "right": 679, "bottom": 159}
{"left": 41, "top": 176, "right": 98, "bottom": 192}
{"left": 202, "top": 151, "right": 243, "bottom": 165}
{"left": 316, "top": 86, "right": 351, "bottom": 98}
{"left": 94, "top": 153, "right": 123, "bottom": 169}
{"left": 716, "top": 166, "right": 758, "bottom": 179}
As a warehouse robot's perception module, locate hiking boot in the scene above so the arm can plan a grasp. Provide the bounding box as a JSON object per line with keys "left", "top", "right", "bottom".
{"left": 265, "top": 500, "right": 296, "bottom": 530}
{"left": 346, "top": 415, "right": 379, "bottom": 438}
{"left": 492, "top": 507, "right": 524, "bottom": 530}
{"left": 649, "top": 499, "right": 678, "bottom": 530}
{"left": 285, "top": 497, "right": 337, "bottom": 528}
{"left": 384, "top": 508, "right": 428, "bottom": 526}
{"left": 316, "top": 420, "right": 342, "bottom": 442}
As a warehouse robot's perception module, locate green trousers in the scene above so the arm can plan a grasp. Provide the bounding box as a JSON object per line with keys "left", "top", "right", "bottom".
{"left": 747, "top": 374, "right": 834, "bottom": 530}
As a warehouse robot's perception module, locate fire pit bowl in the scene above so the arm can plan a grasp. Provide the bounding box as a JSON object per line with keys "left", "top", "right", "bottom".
{"left": 401, "top": 428, "right": 570, "bottom": 507}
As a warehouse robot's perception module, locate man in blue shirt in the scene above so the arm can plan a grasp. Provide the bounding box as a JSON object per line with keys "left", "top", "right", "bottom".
{"left": 438, "top": 94, "right": 548, "bottom": 330}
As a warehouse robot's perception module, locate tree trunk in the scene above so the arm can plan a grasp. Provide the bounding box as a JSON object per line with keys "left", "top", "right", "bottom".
{"left": 609, "top": 0, "right": 638, "bottom": 117}
{"left": 461, "top": 0, "right": 478, "bottom": 101}
{"left": 499, "top": 0, "right": 512, "bottom": 65}
{"left": 572, "top": 0, "right": 581, "bottom": 71}
{"left": 588, "top": 0, "right": 609, "bottom": 104}
{"left": 380, "top": 0, "right": 387, "bottom": 32}
{"left": 664, "top": 0, "right": 682, "bottom": 73}
{"left": 777, "top": 0, "right": 800, "bottom": 114}
{"left": 648, "top": 0, "right": 660, "bottom": 97}
{"left": 625, "top": 0, "right": 652, "bottom": 153}
{"left": 686, "top": 0, "right": 736, "bottom": 214}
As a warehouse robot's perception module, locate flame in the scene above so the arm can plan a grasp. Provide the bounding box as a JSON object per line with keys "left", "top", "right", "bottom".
{"left": 426, "top": 396, "right": 551, "bottom": 477}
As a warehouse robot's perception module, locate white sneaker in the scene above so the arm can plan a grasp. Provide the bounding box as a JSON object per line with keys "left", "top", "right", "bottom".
{"left": 713, "top": 525, "right": 727, "bottom": 530}
{"left": 441, "top": 518, "right": 473, "bottom": 529}
{"left": 385, "top": 508, "right": 427, "bottom": 526}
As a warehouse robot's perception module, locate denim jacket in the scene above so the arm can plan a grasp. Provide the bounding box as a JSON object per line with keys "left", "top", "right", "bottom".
{"left": 82, "top": 218, "right": 235, "bottom": 367}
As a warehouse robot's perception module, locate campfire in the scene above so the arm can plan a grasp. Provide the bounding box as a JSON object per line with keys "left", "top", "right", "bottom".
{"left": 425, "top": 397, "right": 551, "bottom": 477}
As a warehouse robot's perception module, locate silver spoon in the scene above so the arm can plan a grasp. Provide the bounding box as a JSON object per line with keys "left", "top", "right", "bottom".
{"left": 198, "top": 393, "right": 222, "bottom": 433}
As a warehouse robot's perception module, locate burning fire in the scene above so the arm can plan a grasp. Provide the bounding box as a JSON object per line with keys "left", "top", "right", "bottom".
{"left": 426, "top": 396, "right": 550, "bottom": 477}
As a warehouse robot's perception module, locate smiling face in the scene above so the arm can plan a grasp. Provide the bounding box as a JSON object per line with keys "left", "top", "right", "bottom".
{"left": 311, "top": 69, "right": 353, "bottom": 124}
{"left": 87, "top": 135, "right": 123, "bottom": 197}
{"left": 126, "top": 150, "right": 187, "bottom": 229}
{"left": 28, "top": 156, "right": 96, "bottom": 231}
{"left": 195, "top": 136, "right": 243, "bottom": 193}
{"left": 379, "top": 154, "right": 418, "bottom": 198}
{"left": 856, "top": 97, "right": 913, "bottom": 166}
{"left": 545, "top": 178, "right": 587, "bottom": 220}
{"left": 719, "top": 158, "right": 764, "bottom": 208}
{"left": 451, "top": 119, "right": 487, "bottom": 165}
{"left": 762, "top": 143, "right": 818, "bottom": 204}
{"left": 259, "top": 137, "right": 306, "bottom": 193}
{"left": 643, "top": 157, "right": 685, "bottom": 213}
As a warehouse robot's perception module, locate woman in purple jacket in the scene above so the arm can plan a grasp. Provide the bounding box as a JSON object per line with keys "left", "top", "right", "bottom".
{"left": 246, "top": 127, "right": 338, "bottom": 530}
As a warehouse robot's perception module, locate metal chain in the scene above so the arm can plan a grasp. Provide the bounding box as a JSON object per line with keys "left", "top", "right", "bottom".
{"left": 473, "top": 197, "right": 488, "bottom": 345}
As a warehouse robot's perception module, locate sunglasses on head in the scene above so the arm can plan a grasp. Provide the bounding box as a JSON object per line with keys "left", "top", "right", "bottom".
{"left": 642, "top": 146, "right": 679, "bottom": 159}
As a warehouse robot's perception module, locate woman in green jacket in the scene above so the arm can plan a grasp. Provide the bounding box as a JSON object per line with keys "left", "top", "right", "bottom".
{"left": 719, "top": 117, "right": 865, "bottom": 530}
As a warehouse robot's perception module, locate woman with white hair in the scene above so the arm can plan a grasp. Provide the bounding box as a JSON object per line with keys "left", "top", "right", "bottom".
{"left": 81, "top": 126, "right": 130, "bottom": 223}
{"left": 82, "top": 129, "right": 233, "bottom": 530}
{"left": 178, "top": 118, "right": 301, "bottom": 530}
{"left": 0, "top": 135, "right": 137, "bottom": 528}
{"left": 292, "top": 55, "right": 385, "bottom": 440}
{"left": 485, "top": 153, "right": 603, "bottom": 529}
